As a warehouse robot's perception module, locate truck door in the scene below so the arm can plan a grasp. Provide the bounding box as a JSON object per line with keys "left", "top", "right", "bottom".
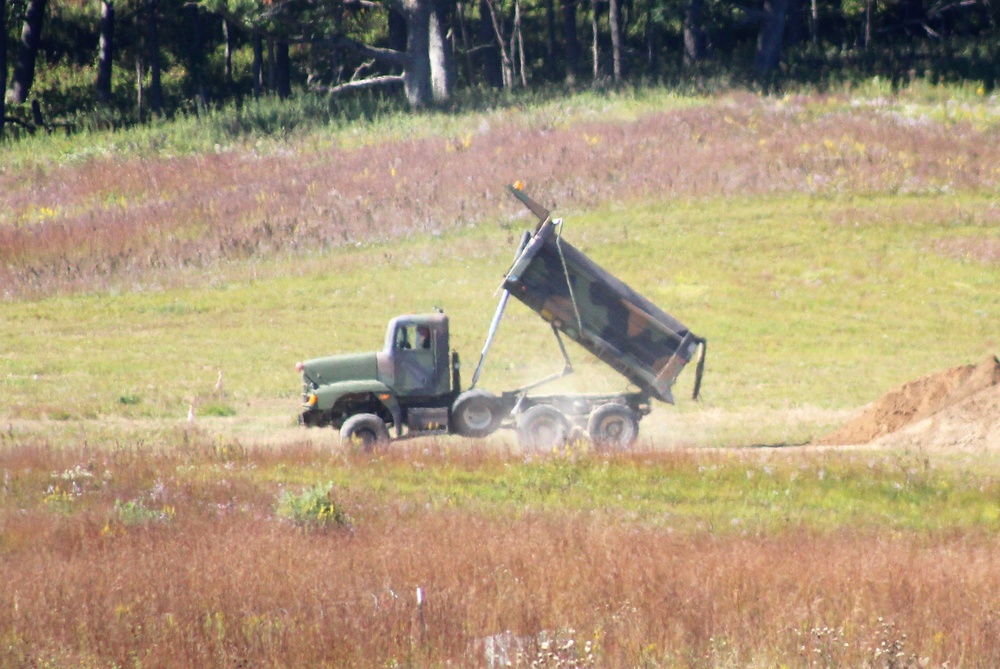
{"left": 391, "top": 322, "right": 438, "bottom": 396}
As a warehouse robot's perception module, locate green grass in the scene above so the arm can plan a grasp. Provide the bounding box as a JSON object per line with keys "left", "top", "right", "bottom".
{"left": 235, "top": 445, "right": 1000, "bottom": 534}
{"left": 2, "top": 191, "right": 996, "bottom": 431}
{"left": 4, "top": 435, "right": 999, "bottom": 536}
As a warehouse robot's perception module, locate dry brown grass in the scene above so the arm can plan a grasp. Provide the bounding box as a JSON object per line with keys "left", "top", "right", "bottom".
{"left": 933, "top": 237, "right": 1000, "bottom": 265}
{"left": 3, "top": 94, "right": 999, "bottom": 299}
{"left": 3, "top": 439, "right": 1000, "bottom": 668}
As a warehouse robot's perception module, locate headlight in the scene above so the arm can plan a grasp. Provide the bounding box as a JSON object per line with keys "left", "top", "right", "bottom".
{"left": 295, "top": 361, "right": 305, "bottom": 372}
{"left": 307, "top": 394, "right": 318, "bottom": 407}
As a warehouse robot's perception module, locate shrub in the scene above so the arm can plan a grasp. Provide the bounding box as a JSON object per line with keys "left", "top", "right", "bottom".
{"left": 276, "top": 481, "right": 352, "bottom": 530}
{"left": 113, "top": 498, "right": 176, "bottom": 525}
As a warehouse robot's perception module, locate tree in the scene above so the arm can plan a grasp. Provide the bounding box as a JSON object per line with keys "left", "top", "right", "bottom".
{"left": 1, "top": 0, "right": 7, "bottom": 137}
{"left": 644, "top": 0, "right": 664, "bottom": 74}
{"left": 251, "top": 34, "right": 263, "bottom": 96}
{"left": 275, "top": 39, "right": 291, "bottom": 98}
{"left": 9, "top": 0, "right": 48, "bottom": 103}
{"left": 95, "top": 0, "right": 115, "bottom": 105}
{"left": 478, "top": 0, "right": 505, "bottom": 86}
{"left": 562, "top": 0, "right": 580, "bottom": 81}
{"left": 185, "top": 3, "right": 209, "bottom": 108}
{"left": 591, "top": 0, "right": 600, "bottom": 79}
{"left": 206, "top": 0, "right": 454, "bottom": 108}
{"left": 480, "top": 0, "right": 524, "bottom": 89}
{"left": 146, "top": 0, "right": 163, "bottom": 114}
{"left": 755, "top": 0, "right": 788, "bottom": 76}
{"left": 429, "top": 0, "right": 456, "bottom": 101}
{"left": 222, "top": 17, "right": 234, "bottom": 83}
{"left": 609, "top": 0, "right": 623, "bottom": 81}
{"left": 543, "top": 0, "right": 556, "bottom": 76}
{"left": 683, "top": 0, "right": 706, "bottom": 66}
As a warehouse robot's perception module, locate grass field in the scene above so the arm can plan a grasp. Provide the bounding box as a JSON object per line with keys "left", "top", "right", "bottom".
{"left": 2, "top": 84, "right": 1000, "bottom": 667}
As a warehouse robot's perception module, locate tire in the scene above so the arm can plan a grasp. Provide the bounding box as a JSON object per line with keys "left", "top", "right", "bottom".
{"left": 587, "top": 403, "right": 639, "bottom": 451}
{"left": 450, "top": 389, "right": 504, "bottom": 438}
{"left": 517, "top": 405, "right": 570, "bottom": 452}
{"left": 340, "top": 413, "right": 390, "bottom": 451}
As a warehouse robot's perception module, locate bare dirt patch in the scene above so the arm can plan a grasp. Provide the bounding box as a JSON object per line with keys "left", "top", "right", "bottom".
{"left": 817, "top": 354, "right": 1000, "bottom": 449}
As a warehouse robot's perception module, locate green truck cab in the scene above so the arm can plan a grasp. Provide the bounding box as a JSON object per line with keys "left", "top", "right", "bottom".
{"left": 298, "top": 312, "right": 463, "bottom": 442}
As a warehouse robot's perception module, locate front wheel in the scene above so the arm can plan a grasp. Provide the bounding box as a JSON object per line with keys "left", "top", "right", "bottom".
{"left": 517, "top": 405, "right": 569, "bottom": 452}
{"left": 450, "top": 389, "right": 504, "bottom": 438}
{"left": 587, "top": 403, "right": 639, "bottom": 451}
{"left": 340, "top": 413, "right": 390, "bottom": 451}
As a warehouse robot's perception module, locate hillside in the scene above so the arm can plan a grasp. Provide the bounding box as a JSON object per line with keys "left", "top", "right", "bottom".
{"left": 1, "top": 86, "right": 999, "bottom": 446}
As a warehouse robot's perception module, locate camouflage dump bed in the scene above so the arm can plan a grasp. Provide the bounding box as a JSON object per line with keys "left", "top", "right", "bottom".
{"left": 503, "top": 216, "right": 706, "bottom": 404}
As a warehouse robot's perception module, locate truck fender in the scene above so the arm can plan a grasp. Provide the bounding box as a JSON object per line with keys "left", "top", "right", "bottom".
{"left": 311, "top": 381, "right": 402, "bottom": 431}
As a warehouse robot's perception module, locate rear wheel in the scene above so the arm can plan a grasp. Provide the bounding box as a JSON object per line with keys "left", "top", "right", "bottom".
{"left": 517, "top": 405, "right": 570, "bottom": 452}
{"left": 450, "top": 389, "right": 504, "bottom": 438}
{"left": 588, "top": 403, "right": 639, "bottom": 451}
{"left": 340, "top": 413, "right": 390, "bottom": 451}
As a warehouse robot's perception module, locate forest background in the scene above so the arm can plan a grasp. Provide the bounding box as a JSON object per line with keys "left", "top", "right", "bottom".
{"left": 1, "top": 0, "right": 999, "bottom": 136}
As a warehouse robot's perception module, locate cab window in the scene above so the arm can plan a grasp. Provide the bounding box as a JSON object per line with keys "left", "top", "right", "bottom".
{"left": 394, "top": 324, "right": 432, "bottom": 350}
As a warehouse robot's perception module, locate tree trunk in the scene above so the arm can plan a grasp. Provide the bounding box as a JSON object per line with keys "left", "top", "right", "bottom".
{"left": 591, "top": 0, "right": 600, "bottom": 80}
{"left": 135, "top": 53, "right": 143, "bottom": 122}
{"left": 645, "top": 0, "right": 661, "bottom": 74}
{"left": 185, "top": 4, "right": 207, "bottom": 109}
{"left": 754, "top": 0, "right": 788, "bottom": 77}
{"left": 865, "top": 0, "right": 875, "bottom": 46}
{"left": 1, "top": 0, "right": 7, "bottom": 138}
{"left": 455, "top": 2, "right": 475, "bottom": 83}
{"left": 429, "top": 0, "right": 455, "bottom": 102}
{"left": 562, "top": 0, "right": 579, "bottom": 82}
{"left": 275, "top": 40, "right": 291, "bottom": 99}
{"left": 809, "top": 0, "right": 817, "bottom": 44}
{"left": 544, "top": 0, "right": 557, "bottom": 77}
{"left": 95, "top": 0, "right": 114, "bottom": 105}
{"left": 10, "top": 0, "right": 48, "bottom": 103}
{"left": 389, "top": 6, "right": 408, "bottom": 55}
{"left": 683, "top": 0, "right": 705, "bottom": 67}
{"left": 267, "top": 39, "right": 275, "bottom": 91}
{"left": 252, "top": 35, "right": 263, "bottom": 97}
{"left": 223, "top": 18, "right": 233, "bottom": 84}
{"left": 478, "top": 0, "right": 504, "bottom": 87}
{"left": 609, "top": 0, "right": 622, "bottom": 81}
{"left": 513, "top": 0, "right": 526, "bottom": 86}
{"left": 146, "top": 0, "right": 162, "bottom": 114}
{"left": 403, "top": 0, "right": 433, "bottom": 107}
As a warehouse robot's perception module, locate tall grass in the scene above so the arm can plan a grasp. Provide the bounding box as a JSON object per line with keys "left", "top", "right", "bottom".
{"left": 3, "top": 437, "right": 1000, "bottom": 668}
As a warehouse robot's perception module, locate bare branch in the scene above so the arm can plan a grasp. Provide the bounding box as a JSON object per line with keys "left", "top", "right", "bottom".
{"left": 342, "top": 0, "right": 381, "bottom": 9}
{"left": 310, "top": 74, "right": 405, "bottom": 95}
{"left": 351, "top": 59, "right": 377, "bottom": 81}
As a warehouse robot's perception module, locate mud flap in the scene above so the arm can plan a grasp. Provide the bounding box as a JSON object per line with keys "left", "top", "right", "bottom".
{"left": 692, "top": 338, "right": 707, "bottom": 401}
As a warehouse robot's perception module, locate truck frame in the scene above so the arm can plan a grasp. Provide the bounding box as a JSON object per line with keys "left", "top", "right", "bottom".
{"left": 297, "top": 185, "right": 706, "bottom": 451}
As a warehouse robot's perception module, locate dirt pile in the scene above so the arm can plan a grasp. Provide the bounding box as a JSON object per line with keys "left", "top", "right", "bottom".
{"left": 817, "top": 355, "right": 1000, "bottom": 447}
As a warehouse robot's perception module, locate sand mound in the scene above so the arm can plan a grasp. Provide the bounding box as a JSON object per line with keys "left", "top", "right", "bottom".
{"left": 817, "top": 354, "right": 1000, "bottom": 446}
{"left": 871, "top": 382, "right": 1000, "bottom": 451}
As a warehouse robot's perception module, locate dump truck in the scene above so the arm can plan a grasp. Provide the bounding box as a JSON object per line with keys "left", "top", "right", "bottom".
{"left": 297, "top": 185, "right": 707, "bottom": 451}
